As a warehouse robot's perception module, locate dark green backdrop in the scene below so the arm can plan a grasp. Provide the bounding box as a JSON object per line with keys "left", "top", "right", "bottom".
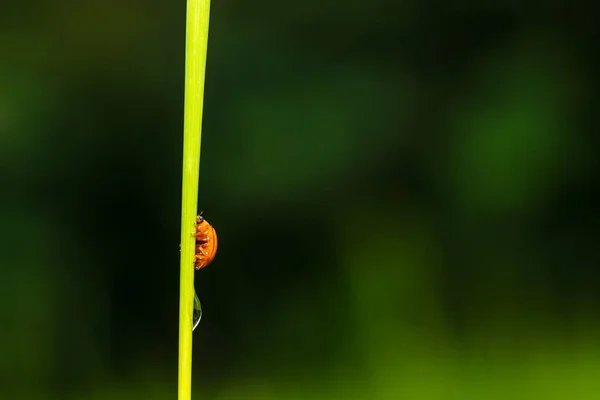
{"left": 1, "top": 2, "right": 599, "bottom": 399}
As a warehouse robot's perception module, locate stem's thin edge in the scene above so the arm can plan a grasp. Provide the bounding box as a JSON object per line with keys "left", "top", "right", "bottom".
{"left": 178, "top": 0, "right": 211, "bottom": 399}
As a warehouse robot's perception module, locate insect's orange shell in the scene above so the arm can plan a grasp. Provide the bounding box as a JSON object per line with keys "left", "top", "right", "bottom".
{"left": 193, "top": 214, "right": 218, "bottom": 270}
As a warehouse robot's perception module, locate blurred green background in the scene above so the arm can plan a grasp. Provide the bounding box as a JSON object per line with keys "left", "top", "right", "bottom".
{"left": 1, "top": 1, "right": 599, "bottom": 399}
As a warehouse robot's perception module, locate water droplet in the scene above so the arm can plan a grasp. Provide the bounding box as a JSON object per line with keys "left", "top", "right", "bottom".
{"left": 193, "top": 289, "right": 202, "bottom": 331}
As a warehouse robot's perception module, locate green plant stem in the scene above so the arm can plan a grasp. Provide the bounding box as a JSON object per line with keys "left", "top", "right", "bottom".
{"left": 178, "top": 0, "right": 211, "bottom": 399}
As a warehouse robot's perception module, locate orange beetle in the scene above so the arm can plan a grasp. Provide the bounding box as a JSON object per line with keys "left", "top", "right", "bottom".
{"left": 193, "top": 214, "right": 218, "bottom": 270}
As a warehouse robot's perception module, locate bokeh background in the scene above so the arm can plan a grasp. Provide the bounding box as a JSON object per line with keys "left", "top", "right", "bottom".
{"left": 2, "top": 1, "right": 600, "bottom": 399}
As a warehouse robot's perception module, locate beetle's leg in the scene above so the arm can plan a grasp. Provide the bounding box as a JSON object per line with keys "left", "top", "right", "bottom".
{"left": 196, "top": 245, "right": 208, "bottom": 256}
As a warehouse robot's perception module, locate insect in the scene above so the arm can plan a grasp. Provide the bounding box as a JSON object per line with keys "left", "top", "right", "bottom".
{"left": 193, "top": 214, "right": 218, "bottom": 270}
